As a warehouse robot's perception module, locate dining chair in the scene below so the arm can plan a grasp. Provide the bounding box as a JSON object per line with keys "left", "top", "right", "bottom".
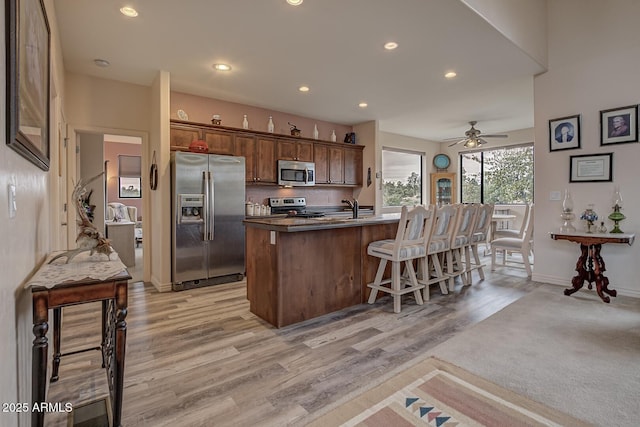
{"left": 491, "top": 205, "right": 534, "bottom": 276}
{"left": 367, "top": 205, "right": 435, "bottom": 313}
{"left": 418, "top": 203, "right": 458, "bottom": 300}
{"left": 494, "top": 203, "right": 530, "bottom": 239}
{"left": 448, "top": 204, "right": 478, "bottom": 285}
{"left": 469, "top": 203, "right": 494, "bottom": 281}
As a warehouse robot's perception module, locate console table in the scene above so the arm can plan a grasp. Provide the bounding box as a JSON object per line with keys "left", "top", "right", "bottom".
{"left": 549, "top": 231, "right": 635, "bottom": 303}
{"left": 26, "top": 251, "right": 130, "bottom": 427}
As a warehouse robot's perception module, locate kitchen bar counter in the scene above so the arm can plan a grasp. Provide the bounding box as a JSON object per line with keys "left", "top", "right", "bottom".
{"left": 244, "top": 214, "right": 400, "bottom": 327}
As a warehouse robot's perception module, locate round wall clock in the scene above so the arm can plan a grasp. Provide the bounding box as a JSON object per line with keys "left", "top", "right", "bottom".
{"left": 433, "top": 154, "right": 451, "bottom": 170}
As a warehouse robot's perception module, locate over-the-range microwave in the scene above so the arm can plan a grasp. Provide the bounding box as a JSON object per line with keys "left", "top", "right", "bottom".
{"left": 278, "top": 160, "right": 315, "bottom": 186}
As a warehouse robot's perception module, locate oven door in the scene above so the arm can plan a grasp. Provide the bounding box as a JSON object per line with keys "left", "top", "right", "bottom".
{"left": 278, "top": 160, "right": 315, "bottom": 186}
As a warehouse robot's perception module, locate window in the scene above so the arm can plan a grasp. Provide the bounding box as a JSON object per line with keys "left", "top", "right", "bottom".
{"left": 460, "top": 145, "right": 533, "bottom": 204}
{"left": 382, "top": 148, "right": 423, "bottom": 207}
{"left": 118, "top": 155, "right": 141, "bottom": 198}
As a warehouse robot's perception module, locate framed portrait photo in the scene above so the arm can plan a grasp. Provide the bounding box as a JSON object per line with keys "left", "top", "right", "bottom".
{"left": 600, "top": 105, "right": 638, "bottom": 145}
{"left": 549, "top": 115, "right": 581, "bottom": 152}
{"left": 569, "top": 153, "right": 613, "bottom": 183}
{"left": 6, "top": 0, "right": 51, "bottom": 171}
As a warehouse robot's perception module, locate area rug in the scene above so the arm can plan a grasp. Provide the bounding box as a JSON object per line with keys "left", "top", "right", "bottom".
{"left": 429, "top": 284, "right": 640, "bottom": 427}
{"left": 307, "top": 356, "right": 588, "bottom": 426}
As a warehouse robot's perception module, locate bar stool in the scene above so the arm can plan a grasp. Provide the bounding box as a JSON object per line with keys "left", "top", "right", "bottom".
{"left": 367, "top": 205, "right": 435, "bottom": 313}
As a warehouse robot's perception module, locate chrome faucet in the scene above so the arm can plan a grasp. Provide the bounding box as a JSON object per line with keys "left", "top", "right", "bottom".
{"left": 342, "top": 199, "right": 359, "bottom": 219}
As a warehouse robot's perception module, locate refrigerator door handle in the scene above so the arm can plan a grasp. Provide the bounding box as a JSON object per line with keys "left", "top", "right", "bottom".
{"left": 208, "top": 171, "right": 215, "bottom": 241}
{"left": 203, "top": 171, "right": 209, "bottom": 240}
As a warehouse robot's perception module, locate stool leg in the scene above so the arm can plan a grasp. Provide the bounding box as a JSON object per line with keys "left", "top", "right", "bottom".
{"left": 368, "top": 259, "right": 387, "bottom": 304}
{"left": 51, "top": 308, "right": 62, "bottom": 382}
{"left": 391, "top": 261, "right": 401, "bottom": 313}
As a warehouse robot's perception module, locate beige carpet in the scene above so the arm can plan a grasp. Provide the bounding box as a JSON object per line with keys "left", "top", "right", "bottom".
{"left": 308, "top": 356, "right": 588, "bottom": 426}
{"left": 429, "top": 284, "right": 640, "bottom": 427}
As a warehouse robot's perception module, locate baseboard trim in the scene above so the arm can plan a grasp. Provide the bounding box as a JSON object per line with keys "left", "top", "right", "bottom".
{"left": 533, "top": 274, "right": 640, "bottom": 298}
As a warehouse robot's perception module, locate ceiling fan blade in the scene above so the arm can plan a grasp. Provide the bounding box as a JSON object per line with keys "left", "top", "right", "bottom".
{"left": 448, "top": 139, "right": 466, "bottom": 147}
{"left": 478, "top": 138, "right": 490, "bottom": 145}
{"left": 481, "top": 134, "right": 508, "bottom": 138}
{"left": 443, "top": 137, "right": 464, "bottom": 141}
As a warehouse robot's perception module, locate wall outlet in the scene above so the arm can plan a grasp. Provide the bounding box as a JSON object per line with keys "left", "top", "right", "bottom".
{"left": 550, "top": 191, "right": 561, "bottom": 201}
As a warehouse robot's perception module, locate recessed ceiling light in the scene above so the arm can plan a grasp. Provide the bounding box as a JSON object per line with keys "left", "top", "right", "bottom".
{"left": 298, "top": 86, "right": 310, "bottom": 92}
{"left": 358, "top": 102, "right": 368, "bottom": 108}
{"left": 213, "top": 63, "right": 232, "bottom": 71}
{"left": 94, "top": 59, "right": 110, "bottom": 67}
{"left": 119, "top": 6, "right": 138, "bottom": 17}
{"left": 384, "top": 42, "right": 398, "bottom": 50}
{"left": 444, "top": 71, "right": 457, "bottom": 79}
{"left": 287, "top": 0, "right": 303, "bottom": 5}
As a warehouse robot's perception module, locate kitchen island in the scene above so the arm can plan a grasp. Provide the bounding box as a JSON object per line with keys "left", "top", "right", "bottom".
{"left": 244, "top": 214, "right": 400, "bottom": 327}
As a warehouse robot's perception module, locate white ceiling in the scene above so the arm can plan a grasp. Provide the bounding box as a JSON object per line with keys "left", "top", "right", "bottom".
{"left": 53, "top": 0, "right": 545, "bottom": 142}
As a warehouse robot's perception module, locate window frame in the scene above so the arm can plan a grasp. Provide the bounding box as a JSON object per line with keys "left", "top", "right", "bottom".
{"left": 380, "top": 147, "right": 424, "bottom": 210}
{"left": 459, "top": 143, "right": 534, "bottom": 205}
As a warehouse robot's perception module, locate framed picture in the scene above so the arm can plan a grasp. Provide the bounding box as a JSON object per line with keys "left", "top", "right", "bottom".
{"left": 119, "top": 177, "right": 142, "bottom": 199}
{"left": 549, "top": 115, "right": 581, "bottom": 151}
{"left": 6, "top": 0, "right": 51, "bottom": 171}
{"left": 600, "top": 105, "right": 638, "bottom": 145}
{"left": 569, "top": 153, "right": 613, "bottom": 183}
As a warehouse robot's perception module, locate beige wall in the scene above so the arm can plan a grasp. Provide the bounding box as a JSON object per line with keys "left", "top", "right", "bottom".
{"left": 171, "top": 92, "right": 353, "bottom": 143}
{"left": 533, "top": 0, "right": 640, "bottom": 296}
{"left": 0, "top": 1, "right": 66, "bottom": 424}
{"left": 353, "top": 121, "right": 377, "bottom": 207}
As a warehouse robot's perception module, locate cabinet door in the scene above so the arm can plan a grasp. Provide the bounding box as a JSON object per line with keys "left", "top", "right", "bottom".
{"left": 234, "top": 135, "right": 257, "bottom": 182}
{"left": 276, "top": 139, "right": 297, "bottom": 160}
{"left": 313, "top": 144, "right": 329, "bottom": 183}
{"left": 204, "top": 130, "right": 235, "bottom": 155}
{"left": 256, "top": 137, "right": 277, "bottom": 183}
{"left": 170, "top": 126, "right": 202, "bottom": 151}
{"left": 328, "top": 146, "right": 344, "bottom": 184}
{"left": 296, "top": 141, "right": 314, "bottom": 162}
{"left": 344, "top": 147, "right": 362, "bottom": 185}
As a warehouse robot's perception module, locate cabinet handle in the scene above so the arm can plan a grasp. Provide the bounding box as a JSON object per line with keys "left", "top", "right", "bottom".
{"left": 257, "top": 177, "right": 261, "bottom": 181}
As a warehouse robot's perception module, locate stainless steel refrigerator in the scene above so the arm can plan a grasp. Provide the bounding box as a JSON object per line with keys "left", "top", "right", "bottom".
{"left": 171, "top": 152, "right": 245, "bottom": 290}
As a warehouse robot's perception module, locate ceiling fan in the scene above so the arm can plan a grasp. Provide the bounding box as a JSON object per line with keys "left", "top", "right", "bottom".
{"left": 446, "top": 121, "right": 508, "bottom": 148}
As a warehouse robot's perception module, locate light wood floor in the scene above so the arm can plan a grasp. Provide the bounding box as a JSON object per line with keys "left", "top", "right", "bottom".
{"left": 45, "top": 260, "right": 536, "bottom": 426}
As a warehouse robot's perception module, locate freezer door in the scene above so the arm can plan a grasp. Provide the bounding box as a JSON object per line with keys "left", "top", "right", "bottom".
{"left": 208, "top": 155, "right": 246, "bottom": 278}
{"left": 172, "top": 152, "right": 208, "bottom": 284}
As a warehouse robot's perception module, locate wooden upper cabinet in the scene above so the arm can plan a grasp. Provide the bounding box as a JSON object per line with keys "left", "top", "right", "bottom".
{"left": 170, "top": 125, "right": 202, "bottom": 151}
{"left": 313, "top": 144, "right": 329, "bottom": 183}
{"left": 328, "top": 146, "right": 344, "bottom": 184}
{"left": 203, "top": 129, "right": 235, "bottom": 155}
{"left": 169, "top": 120, "right": 362, "bottom": 187}
{"left": 234, "top": 135, "right": 257, "bottom": 182}
{"left": 255, "top": 137, "right": 277, "bottom": 183}
{"left": 344, "top": 146, "right": 363, "bottom": 185}
{"left": 277, "top": 139, "right": 313, "bottom": 161}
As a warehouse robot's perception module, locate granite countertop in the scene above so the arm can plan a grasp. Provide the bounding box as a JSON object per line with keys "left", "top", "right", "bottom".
{"left": 243, "top": 213, "right": 401, "bottom": 232}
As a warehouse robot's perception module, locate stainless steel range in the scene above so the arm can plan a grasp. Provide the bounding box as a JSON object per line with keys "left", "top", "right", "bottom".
{"left": 269, "top": 197, "right": 325, "bottom": 218}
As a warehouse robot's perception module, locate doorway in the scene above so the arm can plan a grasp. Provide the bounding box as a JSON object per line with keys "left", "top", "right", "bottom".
{"left": 75, "top": 130, "right": 147, "bottom": 283}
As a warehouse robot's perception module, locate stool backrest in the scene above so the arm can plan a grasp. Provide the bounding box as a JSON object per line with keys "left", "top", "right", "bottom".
{"left": 472, "top": 203, "right": 494, "bottom": 241}
{"left": 392, "top": 205, "right": 436, "bottom": 258}
{"left": 451, "top": 204, "right": 478, "bottom": 249}
{"left": 428, "top": 204, "right": 458, "bottom": 255}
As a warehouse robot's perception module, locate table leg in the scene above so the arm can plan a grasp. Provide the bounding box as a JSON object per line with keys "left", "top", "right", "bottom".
{"left": 592, "top": 244, "right": 617, "bottom": 303}
{"left": 51, "top": 307, "right": 61, "bottom": 382}
{"left": 565, "top": 244, "right": 590, "bottom": 296}
{"left": 113, "top": 282, "right": 128, "bottom": 427}
{"left": 32, "top": 294, "right": 49, "bottom": 427}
